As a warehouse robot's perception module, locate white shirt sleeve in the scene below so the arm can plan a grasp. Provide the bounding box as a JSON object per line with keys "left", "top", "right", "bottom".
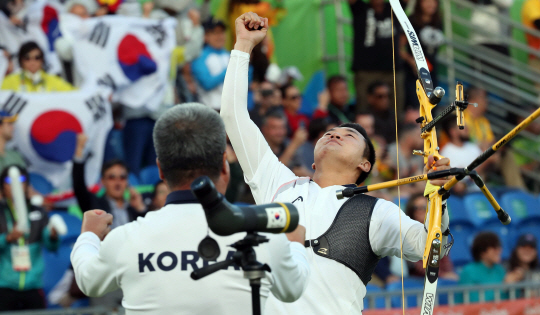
{"left": 369, "top": 199, "right": 426, "bottom": 261}
{"left": 70, "top": 231, "right": 122, "bottom": 297}
{"left": 265, "top": 235, "right": 310, "bottom": 302}
{"left": 220, "top": 50, "right": 297, "bottom": 204}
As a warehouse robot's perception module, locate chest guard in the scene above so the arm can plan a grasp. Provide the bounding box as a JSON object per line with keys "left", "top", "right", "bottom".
{"left": 305, "top": 194, "right": 380, "bottom": 285}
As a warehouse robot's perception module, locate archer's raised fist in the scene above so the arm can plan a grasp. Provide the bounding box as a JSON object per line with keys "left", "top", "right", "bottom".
{"left": 234, "top": 12, "right": 268, "bottom": 52}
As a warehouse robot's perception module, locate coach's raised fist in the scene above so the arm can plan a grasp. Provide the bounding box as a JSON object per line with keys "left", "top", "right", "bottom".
{"left": 234, "top": 12, "right": 268, "bottom": 53}
{"left": 81, "top": 210, "right": 113, "bottom": 241}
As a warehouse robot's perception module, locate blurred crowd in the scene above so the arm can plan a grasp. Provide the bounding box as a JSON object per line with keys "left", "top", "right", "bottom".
{"left": 0, "top": 0, "right": 539, "bottom": 311}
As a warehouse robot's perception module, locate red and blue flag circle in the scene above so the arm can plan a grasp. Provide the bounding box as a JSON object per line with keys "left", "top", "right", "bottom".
{"left": 30, "top": 111, "right": 82, "bottom": 163}
{"left": 117, "top": 34, "right": 157, "bottom": 82}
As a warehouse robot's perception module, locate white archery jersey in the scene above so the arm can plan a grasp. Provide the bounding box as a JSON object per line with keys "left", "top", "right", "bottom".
{"left": 71, "top": 202, "right": 310, "bottom": 315}
{"left": 221, "top": 50, "right": 441, "bottom": 315}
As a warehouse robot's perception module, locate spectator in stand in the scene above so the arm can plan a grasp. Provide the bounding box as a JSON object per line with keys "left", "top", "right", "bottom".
{"left": 469, "top": 0, "right": 513, "bottom": 80}
{"left": 371, "top": 257, "right": 400, "bottom": 288}
{"left": 281, "top": 84, "right": 310, "bottom": 136}
{"left": 505, "top": 234, "right": 540, "bottom": 284}
{"left": 54, "top": 0, "right": 98, "bottom": 86}
{"left": 191, "top": 17, "right": 230, "bottom": 111}
{"left": 384, "top": 124, "right": 425, "bottom": 195}
{"left": 400, "top": 0, "right": 444, "bottom": 109}
{"left": 313, "top": 75, "right": 355, "bottom": 125}
{"left": 0, "top": 165, "right": 59, "bottom": 311}
{"left": 513, "top": 108, "right": 540, "bottom": 190}
{"left": 348, "top": 0, "right": 404, "bottom": 116}
{"left": 295, "top": 118, "right": 334, "bottom": 176}
{"left": 464, "top": 87, "right": 494, "bottom": 149}
{"left": 0, "top": 47, "right": 14, "bottom": 83}
{"left": 440, "top": 117, "right": 486, "bottom": 194}
{"left": 148, "top": 180, "right": 169, "bottom": 211}
{"left": 459, "top": 232, "right": 509, "bottom": 303}
{"left": 0, "top": 112, "right": 25, "bottom": 175}
{"left": 72, "top": 134, "right": 146, "bottom": 308}
{"left": 522, "top": 0, "right": 540, "bottom": 75}
{"left": 355, "top": 112, "right": 388, "bottom": 185}
{"left": 366, "top": 81, "right": 397, "bottom": 145}
{"left": 250, "top": 80, "right": 282, "bottom": 128}
{"left": 405, "top": 193, "right": 458, "bottom": 280}
{"left": 1, "top": 42, "right": 74, "bottom": 92}
{"left": 463, "top": 87, "right": 525, "bottom": 188}
{"left": 261, "top": 111, "right": 311, "bottom": 177}
{"left": 72, "top": 134, "right": 147, "bottom": 224}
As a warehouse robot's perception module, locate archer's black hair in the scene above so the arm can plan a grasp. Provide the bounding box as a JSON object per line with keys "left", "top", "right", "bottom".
{"left": 338, "top": 122, "right": 376, "bottom": 185}
{"left": 471, "top": 232, "right": 501, "bottom": 262}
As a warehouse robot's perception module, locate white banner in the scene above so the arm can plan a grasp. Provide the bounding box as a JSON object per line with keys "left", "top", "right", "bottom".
{"left": 0, "top": 50, "right": 7, "bottom": 86}
{"left": 60, "top": 14, "right": 176, "bottom": 110}
{"left": 0, "top": 0, "right": 62, "bottom": 75}
{"left": 0, "top": 87, "right": 113, "bottom": 190}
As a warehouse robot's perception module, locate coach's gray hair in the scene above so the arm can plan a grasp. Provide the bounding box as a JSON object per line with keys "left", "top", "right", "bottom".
{"left": 153, "top": 103, "right": 227, "bottom": 187}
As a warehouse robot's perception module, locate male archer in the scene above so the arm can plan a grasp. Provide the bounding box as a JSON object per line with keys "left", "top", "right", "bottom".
{"left": 221, "top": 12, "right": 453, "bottom": 315}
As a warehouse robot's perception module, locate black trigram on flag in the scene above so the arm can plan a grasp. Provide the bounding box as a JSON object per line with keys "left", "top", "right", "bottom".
{"left": 84, "top": 95, "right": 107, "bottom": 122}
{"left": 97, "top": 74, "right": 117, "bottom": 91}
{"left": 1, "top": 93, "right": 27, "bottom": 115}
{"left": 89, "top": 22, "right": 111, "bottom": 48}
{"left": 145, "top": 24, "right": 167, "bottom": 47}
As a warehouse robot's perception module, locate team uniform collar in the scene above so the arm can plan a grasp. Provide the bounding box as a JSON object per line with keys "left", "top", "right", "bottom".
{"left": 165, "top": 190, "right": 198, "bottom": 205}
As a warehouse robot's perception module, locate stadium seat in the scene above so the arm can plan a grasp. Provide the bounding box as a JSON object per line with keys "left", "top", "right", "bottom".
{"left": 387, "top": 277, "right": 424, "bottom": 308}
{"left": 139, "top": 165, "right": 160, "bottom": 185}
{"left": 463, "top": 192, "right": 499, "bottom": 227}
{"left": 42, "top": 245, "right": 72, "bottom": 300}
{"left": 364, "top": 284, "right": 385, "bottom": 309}
{"left": 128, "top": 172, "right": 140, "bottom": 186}
{"left": 48, "top": 211, "right": 82, "bottom": 245}
{"left": 448, "top": 223, "right": 475, "bottom": 267}
{"left": 447, "top": 196, "right": 474, "bottom": 226}
{"left": 500, "top": 191, "right": 540, "bottom": 224}
{"left": 29, "top": 172, "right": 54, "bottom": 195}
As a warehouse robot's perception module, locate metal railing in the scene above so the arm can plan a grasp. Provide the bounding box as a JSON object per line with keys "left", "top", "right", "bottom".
{"left": 364, "top": 281, "right": 540, "bottom": 309}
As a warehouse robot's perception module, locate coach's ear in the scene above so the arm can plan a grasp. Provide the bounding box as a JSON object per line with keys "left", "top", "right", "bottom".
{"left": 312, "top": 163, "right": 316, "bottom": 170}
{"left": 215, "top": 152, "right": 230, "bottom": 195}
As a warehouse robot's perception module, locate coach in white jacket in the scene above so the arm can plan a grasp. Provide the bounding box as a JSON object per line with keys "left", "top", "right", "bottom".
{"left": 70, "top": 104, "right": 310, "bottom": 315}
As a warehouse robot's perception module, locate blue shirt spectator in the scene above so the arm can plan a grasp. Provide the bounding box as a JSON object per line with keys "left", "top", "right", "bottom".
{"left": 457, "top": 232, "right": 507, "bottom": 303}
{"left": 192, "top": 17, "right": 230, "bottom": 111}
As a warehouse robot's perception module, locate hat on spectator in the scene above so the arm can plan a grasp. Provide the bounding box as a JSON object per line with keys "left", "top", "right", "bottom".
{"left": 203, "top": 16, "right": 226, "bottom": 32}
{"left": 517, "top": 234, "right": 537, "bottom": 248}
{"left": 65, "top": 0, "right": 98, "bottom": 15}
{"left": 0, "top": 111, "right": 17, "bottom": 123}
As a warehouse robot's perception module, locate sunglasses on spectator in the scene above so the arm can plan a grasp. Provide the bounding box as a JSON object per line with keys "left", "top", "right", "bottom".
{"left": 4, "top": 175, "right": 27, "bottom": 184}
{"left": 261, "top": 89, "right": 274, "bottom": 97}
{"left": 287, "top": 95, "right": 301, "bottom": 100}
{"left": 105, "top": 174, "right": 128, "bottom": 181}
{"left": 23, "top": 55, "right": 43, "bottom": 61}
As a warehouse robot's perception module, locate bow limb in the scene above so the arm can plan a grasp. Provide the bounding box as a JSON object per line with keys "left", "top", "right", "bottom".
{"left": 389, "top": 1, "right": 445, "bottom": 314}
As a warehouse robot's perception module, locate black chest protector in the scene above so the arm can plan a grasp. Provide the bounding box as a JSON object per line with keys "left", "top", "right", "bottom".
{"left": 305, "top": 194, "right": 380, "bottom": 286}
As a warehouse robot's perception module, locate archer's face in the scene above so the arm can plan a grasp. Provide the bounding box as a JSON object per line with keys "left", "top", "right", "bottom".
{"left": 313, "top": 127, "right": 366, "bottom": 173}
